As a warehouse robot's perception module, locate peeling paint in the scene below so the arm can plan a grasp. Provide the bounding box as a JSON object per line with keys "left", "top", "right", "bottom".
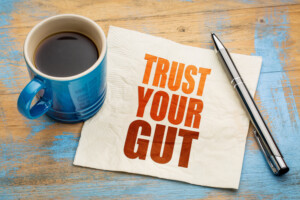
{"left": 46, "top": 132, "right": 79, "bottom": 162}
{"left": 25, "top": 117, "right": 55, "bottom": 140}
{"left": 0, "top": 0, "right": 26, "bottom": 93}
{"left": 238, "top": 7, "right": 300, "bottom": 198}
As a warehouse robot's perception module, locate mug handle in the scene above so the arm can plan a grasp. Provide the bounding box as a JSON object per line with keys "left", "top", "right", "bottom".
{"left": 17, "top": 77, "right": 52, "bottom": 119}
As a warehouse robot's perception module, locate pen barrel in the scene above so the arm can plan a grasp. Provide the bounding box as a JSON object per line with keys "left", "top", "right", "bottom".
{"left": 234, "top": 78, "right": 289, "bottom": 175}
{"left": 217, "top": 49, "right": 289, "bottom": 175}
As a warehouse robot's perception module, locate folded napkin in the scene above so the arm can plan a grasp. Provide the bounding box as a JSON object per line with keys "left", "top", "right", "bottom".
{"left": 74, "top": 26, "right": 262, "bottom": 189}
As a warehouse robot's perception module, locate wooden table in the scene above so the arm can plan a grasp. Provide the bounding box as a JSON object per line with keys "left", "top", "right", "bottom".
{"left": 1, "top": 0, "right": 300, "bottom": 199}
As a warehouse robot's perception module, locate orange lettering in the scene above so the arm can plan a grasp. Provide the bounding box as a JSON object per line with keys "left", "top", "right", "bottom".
{"left": 137, "top": 86, "right": 154, "bottom": 117}
{"left": 124, "top": 120, "right": 151, "bottom": 160}
{"left": 168, "top": 94, "right": 187, "bottom": 125}
{"left": 184, "top": 98, "right": 203, "bottom": 129}
{"left": 153, "top": 58, "right": 170, "bottom": 88}
{"left": 197, "top": 67, "right": 211, "bottom": 96}
{"left": 150, "top": 91, "right": 169, "bottom": 121}
{"left": 143, "top": 54, "right": 158, "bottom": 84}
{"left": 182, "top": 65, "right": 197, "bottom": 94}
{"left": 150, "top": 124, "right": 177, "bottom": 164}
{"left": 178, "top": 129, "right": 199, "bottom": 168}
{"left": 168, "top": 62, "right": 185, "bottom": 91}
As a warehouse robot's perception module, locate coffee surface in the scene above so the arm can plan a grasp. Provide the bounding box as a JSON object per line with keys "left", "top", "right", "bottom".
{"left": 34, "top": 32, "right": 98, "bottom": 77}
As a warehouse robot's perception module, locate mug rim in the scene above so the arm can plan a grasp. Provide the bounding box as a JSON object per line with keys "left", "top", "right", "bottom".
{"left": 24, "top": 14, "right": 107, "bottom": 81}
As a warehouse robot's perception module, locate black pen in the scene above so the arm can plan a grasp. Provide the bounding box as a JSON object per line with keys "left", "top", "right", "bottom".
{"left": 211, "top": 33, "right": 289, "bottom": 175}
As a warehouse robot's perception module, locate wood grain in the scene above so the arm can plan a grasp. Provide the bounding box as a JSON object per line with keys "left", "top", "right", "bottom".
{"left": 1, "top": 0, "right": 300, "bottom": 199}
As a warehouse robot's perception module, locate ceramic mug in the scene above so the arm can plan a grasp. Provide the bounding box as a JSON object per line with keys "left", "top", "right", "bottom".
{"left": 17, "top": 14, "right": 107, "bottom": 123}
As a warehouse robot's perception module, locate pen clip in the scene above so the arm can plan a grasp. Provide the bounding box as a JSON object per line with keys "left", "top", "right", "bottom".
{"left": 253, "top": 130, "right": 278, "bottom": 174}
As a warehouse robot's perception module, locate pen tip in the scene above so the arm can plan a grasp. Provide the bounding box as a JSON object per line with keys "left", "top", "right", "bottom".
{"left": 211, "top": 33, "right": 225, "bottom": 51}
{"left": 211, "top": 33, "right": 218, "bottom": 41}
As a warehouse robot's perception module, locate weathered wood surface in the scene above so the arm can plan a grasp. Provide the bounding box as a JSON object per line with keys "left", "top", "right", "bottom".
{"left": 1, "top": 0, "right": 300, "bottom": 199}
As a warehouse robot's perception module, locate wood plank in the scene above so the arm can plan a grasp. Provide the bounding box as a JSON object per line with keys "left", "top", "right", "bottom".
{"left": 3, "top": 0, "right": 299, "bottom": 29}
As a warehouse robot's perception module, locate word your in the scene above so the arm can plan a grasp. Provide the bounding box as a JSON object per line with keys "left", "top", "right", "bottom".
{"left": 137, "top": 86, "right": 203, "bottom": 129}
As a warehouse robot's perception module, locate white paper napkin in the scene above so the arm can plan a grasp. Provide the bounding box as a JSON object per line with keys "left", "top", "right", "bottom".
{"left": 74, "top": 26, "right": 262, "bottom": 189}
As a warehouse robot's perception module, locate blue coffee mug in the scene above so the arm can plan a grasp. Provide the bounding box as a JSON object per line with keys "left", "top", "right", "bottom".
{"left": 18, "top": 14, "right": 107, "bottom": 123}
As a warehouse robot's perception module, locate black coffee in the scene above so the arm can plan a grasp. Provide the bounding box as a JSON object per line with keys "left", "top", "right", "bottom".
{"left": 34, "top": 32, "right": 98, "bottom": 77}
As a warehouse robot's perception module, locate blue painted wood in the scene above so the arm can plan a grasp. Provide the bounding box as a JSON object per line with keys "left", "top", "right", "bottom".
{"left": 0, "top": 0, "right": 26, "bottom": 94}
